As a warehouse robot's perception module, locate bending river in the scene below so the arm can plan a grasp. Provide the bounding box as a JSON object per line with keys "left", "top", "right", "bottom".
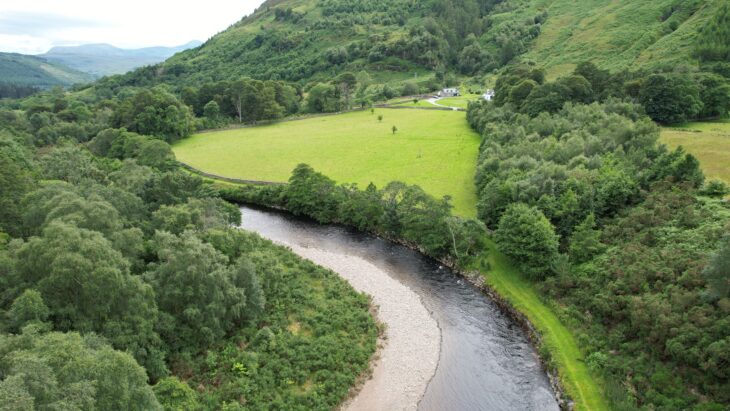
{"left": 240, "top": 206, "right": 560, "bottom": 411}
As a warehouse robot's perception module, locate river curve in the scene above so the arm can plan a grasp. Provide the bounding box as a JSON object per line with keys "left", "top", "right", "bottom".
{"left": 240, "top": 206, "right": 560, "bottom": 411}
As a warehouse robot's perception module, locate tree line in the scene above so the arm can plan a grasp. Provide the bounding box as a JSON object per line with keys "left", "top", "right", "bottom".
{"left": 0, "top": 83, "right": 39, "bottom": 100}
{"left": 491, "top": 62, "right": 730, "bottom": 124}
{"left": 222, "top": 164, "right": 487, "bottom": 268}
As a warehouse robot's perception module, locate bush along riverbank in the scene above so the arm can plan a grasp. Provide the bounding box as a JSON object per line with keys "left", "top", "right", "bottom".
{"left": 221, "top": 164, "right": 487, "bottom": 268}
{"left": 219, "top": 164, "right": 594, "bottom": 410}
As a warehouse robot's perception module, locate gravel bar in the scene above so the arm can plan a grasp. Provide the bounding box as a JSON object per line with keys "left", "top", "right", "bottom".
{"left": 285, "top": 243, "right": 441, "bottom": 411}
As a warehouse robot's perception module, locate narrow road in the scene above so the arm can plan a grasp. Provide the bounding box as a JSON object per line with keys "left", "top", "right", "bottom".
{"left": 426, "top": 97, "right": 459, "bottom": 111}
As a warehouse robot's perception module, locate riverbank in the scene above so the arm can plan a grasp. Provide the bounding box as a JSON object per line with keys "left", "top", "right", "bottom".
{"left": 221, "top": 183, "right": 608, "bottom": 410}
{"left": 476, "top": 240, "right": 608, "bottom": 411}
{"left": 282, "top": 244, "right": 441, "bottom": 410}
{"left": 397, "top": 232, "right": 608, "bottom": 411}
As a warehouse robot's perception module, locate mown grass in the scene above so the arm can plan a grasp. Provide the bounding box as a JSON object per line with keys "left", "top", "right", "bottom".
{"left": 174, "top": 109, "right": 480, "bottom": 217}
{"left": 660, "top": 120, "right": 730, "bottom": 185}
{"left": 476, "top": 240, "right": 609, "bottom": 411}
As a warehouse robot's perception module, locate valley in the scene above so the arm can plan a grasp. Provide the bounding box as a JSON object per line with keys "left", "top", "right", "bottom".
{"left": 1, "top": 0, "right": 729, "bottom": 410}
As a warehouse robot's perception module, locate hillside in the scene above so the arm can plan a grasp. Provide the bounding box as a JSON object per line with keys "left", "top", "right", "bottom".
{"left": 114, "top": 0, "right": 546, "bottom": 87}
{"left": 0, "top": 52, "right": 94, "bottom": 87}
{"left": 522, "top": 0, "right": 724, "bottom": 78}
{"left": 111, "top": 0, "right": 725, "bottom": 89}
{"left": 40, "top": 41, "right": 202, "bottom": 76}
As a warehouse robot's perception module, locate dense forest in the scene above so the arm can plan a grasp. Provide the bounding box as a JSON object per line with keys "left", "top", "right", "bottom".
{"left": 467, "top": 97, "right": 729, "bottom": 408}
{"left": 0, "top": 88, "right": 377, "bottom": 409}
{"left": 0, "top": 53, "right": 94, "bottom": 89}
{"left": 491, "top": 62, "right": 730, "bottom": 124}
{"left": 0, "top": 84, "right": 39, "bottom": 100}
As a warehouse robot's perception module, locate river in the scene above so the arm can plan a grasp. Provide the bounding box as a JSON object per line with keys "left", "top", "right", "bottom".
{"left": 240, "top": 206, "right": 560, "bottom": 411}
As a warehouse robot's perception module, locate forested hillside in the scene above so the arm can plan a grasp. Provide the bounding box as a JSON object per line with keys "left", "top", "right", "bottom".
{"left": 522, "top": 0, "right": 724, "bottom": 77}
{"left": 105, "top": 0, "right": 726, "bottom": 89}
{"left": 107, "top": 0, "right": 546, "bottom": 87}
{"left": 0, "top": 53, "right": 94, "bottom": 88}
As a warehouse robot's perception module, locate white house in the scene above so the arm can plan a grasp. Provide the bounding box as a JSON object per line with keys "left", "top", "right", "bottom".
{"left": 482, "top": 89, "right": 495, "bottom": 101}
{"left": 438, "top": 88, "right": 460, "bottom": 97}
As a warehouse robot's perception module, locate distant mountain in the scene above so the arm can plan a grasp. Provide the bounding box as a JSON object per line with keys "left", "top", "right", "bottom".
{"left": 40, "top": 41, "right": 202, "bottom": 76}
{"left": 0, "top": 52, "right": 95, "bottom": 88}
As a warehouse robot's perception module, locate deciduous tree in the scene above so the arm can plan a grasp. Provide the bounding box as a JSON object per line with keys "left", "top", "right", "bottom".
{"left": 495, "top": 203, "right": 559, "bottom": 279}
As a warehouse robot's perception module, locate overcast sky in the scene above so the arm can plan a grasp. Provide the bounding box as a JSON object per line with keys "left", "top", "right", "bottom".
{"left": 0, "top": 0, "right": 266, "bottom": 54}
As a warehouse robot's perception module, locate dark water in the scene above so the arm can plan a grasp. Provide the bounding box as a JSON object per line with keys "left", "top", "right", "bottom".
{"left": 241, "top": 206, "right": 559, "bottom": 411}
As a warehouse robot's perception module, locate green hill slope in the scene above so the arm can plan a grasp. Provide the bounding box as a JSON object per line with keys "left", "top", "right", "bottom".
{"left": 523, "top": 0, "right": 724, "bottom": 78}
{"left": 0, "top": 52, "right": 95, "bottom": 87}
{"left": 114, "top": 0, "right": 547, "bottom": 87}
{"left": 113, "top": 0, "right": 724, "bottom": 89}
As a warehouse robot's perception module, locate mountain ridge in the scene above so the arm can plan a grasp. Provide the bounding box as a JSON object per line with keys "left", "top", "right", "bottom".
{"left": 40, "top": 40, "right": 203, "bottom": 77}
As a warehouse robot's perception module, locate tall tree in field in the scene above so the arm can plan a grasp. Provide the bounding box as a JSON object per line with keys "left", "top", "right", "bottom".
{"left": 639, "top": 74, "right": 702, "bottom": 124}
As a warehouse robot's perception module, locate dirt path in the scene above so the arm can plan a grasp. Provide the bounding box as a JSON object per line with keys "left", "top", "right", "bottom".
{"left": 426, "top": 97, "right": 459, "bottom": 110}
{"left": 285, "top": 244, "right": 441, "bottom": 411}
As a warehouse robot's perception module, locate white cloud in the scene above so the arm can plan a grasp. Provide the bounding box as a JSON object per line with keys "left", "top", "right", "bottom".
{"left": 0, "top": 34, "right": 52, "bottom": 54}
{"left": 0, "top": 0, "right": 266, "bottom": 54}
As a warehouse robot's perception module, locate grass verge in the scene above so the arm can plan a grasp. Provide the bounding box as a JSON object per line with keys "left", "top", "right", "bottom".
{"left": 478, "top": 239, "right": 609, "bottom": 411}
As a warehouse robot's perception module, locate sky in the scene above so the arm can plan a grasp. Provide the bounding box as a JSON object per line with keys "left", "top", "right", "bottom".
{"left": 0, "top": 0, "right": 266, "bottom": 54}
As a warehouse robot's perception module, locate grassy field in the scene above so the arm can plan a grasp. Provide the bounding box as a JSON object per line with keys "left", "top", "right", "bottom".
{"left": 660, "top": 120, "right": 730, "bottom": 185}
{"left": 174, "top": 109, "right": 480, "bottom": 217}
{"left": 477, "top": 241, "right": 608, "bottom": 411}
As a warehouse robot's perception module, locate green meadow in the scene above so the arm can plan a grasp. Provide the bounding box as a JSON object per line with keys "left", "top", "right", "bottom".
{"left": 174, "top": 109, "right": 481, "bottom": 217}
{"left": 660, "top": 120, "right": 730, "bottom": 185}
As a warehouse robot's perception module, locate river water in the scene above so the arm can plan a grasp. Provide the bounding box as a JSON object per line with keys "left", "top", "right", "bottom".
{"left": 241, "top": 206, "right": 560, "bottom": 411}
